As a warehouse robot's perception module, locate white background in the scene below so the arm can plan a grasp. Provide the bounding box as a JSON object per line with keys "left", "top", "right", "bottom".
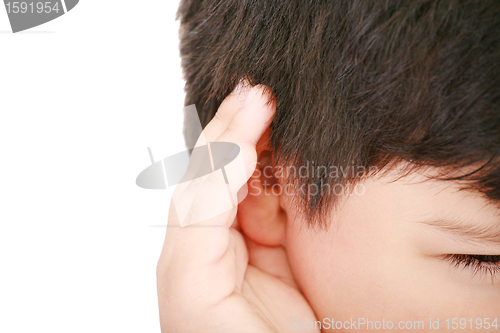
{"left": 0, "top": 1, "right": 185, "bottom": 332}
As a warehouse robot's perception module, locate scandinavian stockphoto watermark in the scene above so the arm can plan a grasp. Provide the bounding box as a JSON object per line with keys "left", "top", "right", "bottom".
{"left": 3, "top": 0, "right": 79, "bottom": 33}
{"left": 136, "top": 105, "right": 248, "bottom": 227}
{"left": 251, "top": 161, "right": 377, "bottom": 197}
{"left": 291, "top": 317, "right": 499, "bottom": 330}
{"left": 136, "top": 104, "right": 374, "bottom": 227}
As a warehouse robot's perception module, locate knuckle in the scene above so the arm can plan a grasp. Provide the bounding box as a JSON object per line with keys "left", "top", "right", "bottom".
{"left": 224, "top": 123, "right": 238, "bottom": 136}
{"left": 213, "top": 111, "right": 228, "bottom": 125}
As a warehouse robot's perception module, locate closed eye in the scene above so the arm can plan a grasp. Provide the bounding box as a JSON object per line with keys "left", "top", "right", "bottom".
{"left": 444, "top": 254, "right": 500, "bottom": 283}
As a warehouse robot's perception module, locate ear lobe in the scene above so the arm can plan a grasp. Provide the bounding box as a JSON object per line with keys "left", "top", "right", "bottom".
{"left": 237, "top": 130, "right": 287, "bottom": 247}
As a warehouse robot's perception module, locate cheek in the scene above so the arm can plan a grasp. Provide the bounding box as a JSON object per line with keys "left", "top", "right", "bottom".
{"left": 285, "top": 210, "right": 427, "bottom": 322}
{"left": 285, "top": 215, "right": 500, "bottom": 326}
{"left": 285, "top": 218, "right": 370, "bottom": 319}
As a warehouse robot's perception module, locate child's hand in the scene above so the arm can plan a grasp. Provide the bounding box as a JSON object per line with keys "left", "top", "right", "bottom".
{"left": 157, "top": 85, "right": 319, "bottom": 332}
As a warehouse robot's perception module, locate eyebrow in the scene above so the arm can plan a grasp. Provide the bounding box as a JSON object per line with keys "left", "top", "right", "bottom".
{"left": 419, "top": 218, "right": 500, "bottom": 247}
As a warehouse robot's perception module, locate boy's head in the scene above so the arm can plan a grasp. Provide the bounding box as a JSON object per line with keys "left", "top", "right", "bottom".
{"left": 177, "top": 0, "right": 500, "bottom": 328}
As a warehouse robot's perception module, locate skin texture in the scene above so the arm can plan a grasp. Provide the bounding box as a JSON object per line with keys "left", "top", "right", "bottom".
{"left": 158, "top": 85, "right": 500, "bottom": 332}
{"left": 281, "top": 170, "right": 500, "bottom": 332}
{"left": 175, "top": 1, "right": 500, "bottom": 328}
{"left": 157, "top": 85, "right": 319, "bottom": 333}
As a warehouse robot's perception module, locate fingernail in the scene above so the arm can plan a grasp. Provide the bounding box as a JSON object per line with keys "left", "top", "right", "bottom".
{"left": 231, "top": 80, "right": 255, "bottom": 107}
{"left": 231, "top": 80, "right": 247, "bottom": 95}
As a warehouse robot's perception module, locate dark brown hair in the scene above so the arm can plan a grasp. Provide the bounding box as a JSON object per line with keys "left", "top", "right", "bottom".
{"left": 177, "top": 0, "right": 500, "bottom": 226}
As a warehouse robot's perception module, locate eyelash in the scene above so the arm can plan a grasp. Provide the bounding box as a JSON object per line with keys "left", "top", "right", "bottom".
{"left": 444, "top": 254, "right": 500, "bottom": 282}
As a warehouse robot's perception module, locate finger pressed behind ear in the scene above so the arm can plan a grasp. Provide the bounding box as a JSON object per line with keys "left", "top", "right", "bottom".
{"left": 195, "top": 81, "right": 254, "bottom": 145}
{"left": 216, "top": 85, "right": 274, "bottom": 146}
{"left": 157, "top": 84, "right": 275, "bottom": 306}
{"left": 215, "top": 85, "right": 275, "bottom": 184}
{"left": 170, "top": 84, "right": 275, "bottom": 259}
{"left": 173, "top": 85, "right": 275, "bottom": 228}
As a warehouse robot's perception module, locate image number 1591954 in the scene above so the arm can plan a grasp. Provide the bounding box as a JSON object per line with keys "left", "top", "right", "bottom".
{"left": 5, "top": 1, "right": 61, "bottom": 14}
{"left": 3, "top": 0, "right": 79, "bottom": 33}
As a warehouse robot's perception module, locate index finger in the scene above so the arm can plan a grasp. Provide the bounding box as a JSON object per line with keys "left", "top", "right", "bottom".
{"left": 158, "top": 84, "right": 275, "bottom": 270}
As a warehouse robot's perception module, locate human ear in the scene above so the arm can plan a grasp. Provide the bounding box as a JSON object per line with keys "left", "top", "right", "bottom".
{"left": 237, "top": 128, "right": 287, "bottom": 246}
